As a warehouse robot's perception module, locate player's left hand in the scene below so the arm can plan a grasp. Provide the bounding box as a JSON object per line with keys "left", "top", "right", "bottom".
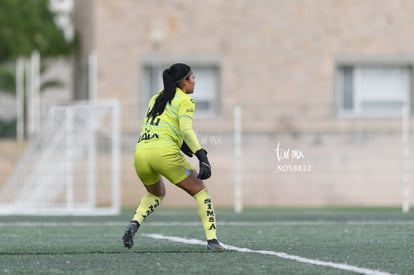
{"left": 195, "top": 149, "right": 211, "bottom": 180}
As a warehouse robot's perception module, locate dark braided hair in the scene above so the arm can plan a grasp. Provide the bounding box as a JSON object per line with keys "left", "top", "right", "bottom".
{"left": 147, "top": 63, "right": 191, "bottom": 120}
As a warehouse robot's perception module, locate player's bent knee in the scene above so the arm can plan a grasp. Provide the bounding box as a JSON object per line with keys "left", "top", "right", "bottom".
{"left": 145, "top": 179, "right": 166, "bottom": 197}
{"left": 176, "top": 173, "right": 206, "bottom": 196}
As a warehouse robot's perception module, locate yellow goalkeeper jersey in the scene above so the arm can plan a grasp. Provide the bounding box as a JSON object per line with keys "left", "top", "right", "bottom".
{"left": 137, "top": 88, "right": 201, "bottom": 153}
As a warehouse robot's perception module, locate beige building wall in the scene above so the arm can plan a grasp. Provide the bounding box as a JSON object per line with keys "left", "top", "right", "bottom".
{"left": 72, "top": 0, "right": 414, "bottom": 208}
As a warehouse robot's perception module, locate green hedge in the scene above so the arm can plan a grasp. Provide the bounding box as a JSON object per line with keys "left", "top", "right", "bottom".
{"left": 0, "top": 119, "right": 16, "bottom": 138}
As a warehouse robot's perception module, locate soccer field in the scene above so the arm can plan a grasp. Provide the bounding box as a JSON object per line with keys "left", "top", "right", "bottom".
{"left": 0, "top": 208, "right": 413, "bottom": 275}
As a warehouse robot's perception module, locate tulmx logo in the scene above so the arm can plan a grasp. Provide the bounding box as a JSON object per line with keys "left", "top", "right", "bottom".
{"left": 273, "top": 142, "right": 311, "bottom": 173}
{"left": 275, "top": 142, "right": 305, "bottom": 162}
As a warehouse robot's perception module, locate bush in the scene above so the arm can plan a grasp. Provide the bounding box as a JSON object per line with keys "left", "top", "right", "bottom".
{"left": 0, "top": 119, "right": 16, "bottom": 138}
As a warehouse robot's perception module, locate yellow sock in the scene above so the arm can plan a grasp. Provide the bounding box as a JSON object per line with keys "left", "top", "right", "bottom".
{"left": 194, "top": 188, "right": 217, "bottom": 241}
{"left": 132, "top": 192, "right": 163, "bottom": 224}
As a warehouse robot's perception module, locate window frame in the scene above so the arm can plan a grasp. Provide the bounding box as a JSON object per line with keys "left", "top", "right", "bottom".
{"left": 335, "top": 58, "right": 413, "bottom": 119}
{"left": 139, "top": 56, "right": 222, "bottom": 119}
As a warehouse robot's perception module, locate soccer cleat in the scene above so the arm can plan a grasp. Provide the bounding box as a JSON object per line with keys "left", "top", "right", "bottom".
{"left": 207, "top": 239, "right": 225, "bottom": 251}
{"left": 122, "top": 220, "right": 139, "bottom": 249}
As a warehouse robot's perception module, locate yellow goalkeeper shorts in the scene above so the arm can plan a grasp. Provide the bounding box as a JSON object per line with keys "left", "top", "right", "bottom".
{"left": 133, "top": 147, "right": 194, "bottom": 185}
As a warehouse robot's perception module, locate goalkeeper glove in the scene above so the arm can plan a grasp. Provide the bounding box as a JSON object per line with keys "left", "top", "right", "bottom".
{"left": 180, "top": 141, "right": 193, "bottom": 157}
{"left": 195, "top": 149, "right": 211, "bottom": 180}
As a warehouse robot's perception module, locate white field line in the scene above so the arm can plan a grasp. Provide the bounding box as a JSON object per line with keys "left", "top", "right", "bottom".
{"left": 144, "top": 233, "right": 394, "bottom": 275}
{"left": 0, "top": 220, "right": 414, "bottom": 227}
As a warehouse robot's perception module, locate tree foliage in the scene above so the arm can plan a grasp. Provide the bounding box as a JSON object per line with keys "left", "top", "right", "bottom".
{"left": 0, "top": 0, "right": 75, "bottom": 62}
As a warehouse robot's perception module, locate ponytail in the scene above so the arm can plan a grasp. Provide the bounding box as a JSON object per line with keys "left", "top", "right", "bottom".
{"left": 147, "top": 63, "right": 191, "bottom": 119}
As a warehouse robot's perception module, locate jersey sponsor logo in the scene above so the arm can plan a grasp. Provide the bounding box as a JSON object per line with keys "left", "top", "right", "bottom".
{"left": 138, "top": 116, "right": 161, "bottom": 143}
{"left": 138, "top": 128, "right": 159, "bottom": 143}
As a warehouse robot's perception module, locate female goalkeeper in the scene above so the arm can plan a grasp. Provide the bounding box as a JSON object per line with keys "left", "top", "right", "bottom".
{"left": 122, "top": 63, "right": 224, "bottom": 251}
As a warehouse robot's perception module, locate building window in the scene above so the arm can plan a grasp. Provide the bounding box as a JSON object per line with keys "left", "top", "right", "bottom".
{"left": 336, "top": 64, "right": 411, "bottom": 117}
{"left": 141, "top": 61, "right": 221, "bottom": 118}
